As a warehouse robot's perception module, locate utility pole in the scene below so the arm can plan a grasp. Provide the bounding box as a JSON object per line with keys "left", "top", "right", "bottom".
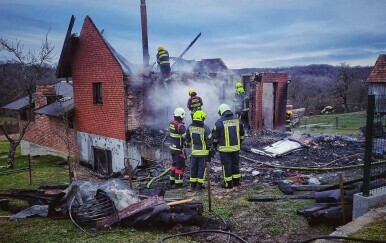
{"left": 140, "top": 0, "right": 150, "bottom": 68}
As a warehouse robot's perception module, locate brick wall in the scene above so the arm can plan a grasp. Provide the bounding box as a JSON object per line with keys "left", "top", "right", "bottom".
{"left": 22, "top": 115, "right": 78, "bottom": 157}
{"left": 72, "top": 16, "right": 126, "bottom": 140}
{"left": 125, "top": 76, "right": 143, "bottom": 132}
{"left": 249, "top": 73, "right": 288, "bottom": 131}
{"left": 35, "top": 85, "right": 56, "bottom": 108}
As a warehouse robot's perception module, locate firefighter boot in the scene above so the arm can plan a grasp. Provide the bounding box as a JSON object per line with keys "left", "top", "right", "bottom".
{"left": 233, "top": 178, "right": 241, "bottom": 187}
{"left": 197, "top": 183, "right": 206, "bottom": 191}
{"left": 221, "top": 180, "right": 233, "bottom": 189}
{"left": 188, "top": 182, "right": 197, "bottom": 192}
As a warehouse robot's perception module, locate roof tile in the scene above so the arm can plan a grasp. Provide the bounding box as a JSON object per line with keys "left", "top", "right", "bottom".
{"left": 367, "top": 54, "right": 386, "bottom": 83}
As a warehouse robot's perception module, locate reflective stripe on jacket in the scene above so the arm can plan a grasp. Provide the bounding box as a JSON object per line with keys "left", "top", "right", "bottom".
{"left": 212, "top": 111, "right": 245, "bottom": 152}
{"left": 157, "top": 50, "right": 170, "bottom": 65}
{"left": 169, "top": 119, "right": 186, "bottom": 152}
{"left": 187, "top": 96, "right": 203, "bottom": 112}
{"left": 185, "top": 121, "right": 213, "bottom": 157}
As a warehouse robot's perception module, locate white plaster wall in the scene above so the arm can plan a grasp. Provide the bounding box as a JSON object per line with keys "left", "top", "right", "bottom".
{"left": 76, "top": 131, "right": 125, "bottom": 172}
{"left": 21, "top": 140, "right": 67, "bottom": 158}
{"left": 262, "top": 83, "right": 274, "bottom": 130}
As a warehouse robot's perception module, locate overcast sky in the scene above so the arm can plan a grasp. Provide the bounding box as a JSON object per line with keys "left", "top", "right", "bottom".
{"left": 1, "top": 0, "right": 386, "bottom": 69}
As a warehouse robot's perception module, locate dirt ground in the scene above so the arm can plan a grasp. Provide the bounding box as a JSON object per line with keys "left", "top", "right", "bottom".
{"left": 124, "top": 129, "right": 373, "bottom": 242}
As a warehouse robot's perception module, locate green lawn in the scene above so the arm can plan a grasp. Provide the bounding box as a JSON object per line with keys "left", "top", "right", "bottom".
{"left": 0, "top": 141, "right": 70, "bottom": 189}
{"left": 0, "top": 116, "right": 18, "bottom": 125}
{"left": 0, "top": 141, "right": 195, "bottom": 242}
{"left": 294, "top": 111, "right": 367, "bottom": 135}
{"left": 349, "top": 219, "right": 386, "bottom": 241}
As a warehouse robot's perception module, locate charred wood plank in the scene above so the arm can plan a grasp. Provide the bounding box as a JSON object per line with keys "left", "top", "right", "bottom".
{"left": 248, "top": 194, "right": 315, "bottom": 201}
{"left": 95, "top": 196, "right": 166, "bottom": 229}
{"left": 291, "top": 184, "right": 334, "bottom": 191}
{"left": 0, "top": 189, "right": 60, "bottom": 205}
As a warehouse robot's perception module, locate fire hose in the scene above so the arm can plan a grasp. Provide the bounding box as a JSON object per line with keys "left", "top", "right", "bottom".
{"left": 240, "top": 155, "right": 386, "bottom": 171}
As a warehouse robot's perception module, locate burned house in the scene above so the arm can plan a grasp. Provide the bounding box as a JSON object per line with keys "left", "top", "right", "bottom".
{"left": 242, "top": 72, "right": 289, "bottom": 131}
{"left": 2, "top": 15, "right": 289, "bottom": 177}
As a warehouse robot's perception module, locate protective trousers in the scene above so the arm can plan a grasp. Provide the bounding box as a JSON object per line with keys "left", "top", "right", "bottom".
{"left": 190, "top": 156, "right": 206, "bottom": 186}
{"left": 219, "top": 151, "right": 241, "bottom": 188}
{"left": 170, "top": 152, "right": 185, "bottom": 185}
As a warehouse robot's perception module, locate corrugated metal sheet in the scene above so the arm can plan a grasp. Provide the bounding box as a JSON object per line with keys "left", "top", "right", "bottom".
{"left": 34, "top": 98, "right": 74, "bottom": 117}
{"left": 1, "top": 96, "right": 32, "bottom": 110}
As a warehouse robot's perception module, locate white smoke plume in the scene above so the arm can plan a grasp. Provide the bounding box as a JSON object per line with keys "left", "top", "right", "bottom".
{"left": 146, "top": 73, "right": 239, "bottom": 130}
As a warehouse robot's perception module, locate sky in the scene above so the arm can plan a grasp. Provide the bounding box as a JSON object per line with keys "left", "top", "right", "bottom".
{"left": 1, "top": 0, "right": 386, "bottom": 69}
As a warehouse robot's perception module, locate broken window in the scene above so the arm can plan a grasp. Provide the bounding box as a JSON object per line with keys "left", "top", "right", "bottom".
{"left": 92, "top": 83, "right": 103, "bottom": 104}
{"left": 93, "top": 147, "right": 112, "bottom": 176}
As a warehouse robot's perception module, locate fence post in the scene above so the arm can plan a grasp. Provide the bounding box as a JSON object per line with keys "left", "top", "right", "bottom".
{"left": 362, "top": 95, "right": 375, "bottom": 197}
{"left": 67, "top": 156, "right": 72, "bottom": 183}
{"left": 335, "top": 116, "right": 339, "bottom": 128}
{"left": 28, "top": 154, "right": 32, "bottom": 185}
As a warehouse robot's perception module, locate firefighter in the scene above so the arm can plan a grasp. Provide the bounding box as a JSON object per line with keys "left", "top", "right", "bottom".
{"left": 234, "top": 82, "right": 250, "bottom": 130}
{"left": 185, "top": 110, "right": 213, "bottom": 191}
{"left": 234, "top": 82, "right": 245, "bottom": 118}
{"left": 187, "top": 89, "right": 203, "bottom": 121}
{"left": 169, "top": 107, "right": 187, "bottom": 188}
{"left": 212, "top": 104, "right": 245, "bottom": 189}
{"left": 156, "top": 46, "right": 171, "bottom": 82}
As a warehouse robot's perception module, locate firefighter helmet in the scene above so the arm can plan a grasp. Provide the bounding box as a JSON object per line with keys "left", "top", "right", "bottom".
{"left": 236, "top": 87, "right": 245, "bottom": 94}
{"left": 193, "top": 110, "right": 206, "bottom": 121}
{"left": 235, "top": 82, "right": 243, "bottom": 88}
{"left": 174, "top": 107, "right": 186, "bottom": 119}
{"left": 189, "top": 89, "right": 196, "bottom": 96}
{"left": 158, "top": 46, "right": 165, "bottom": 52}
{"left": 218, "top": 104, "right": 231, "bottom": 116}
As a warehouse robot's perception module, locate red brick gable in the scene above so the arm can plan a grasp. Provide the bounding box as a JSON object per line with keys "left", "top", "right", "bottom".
{"left": 72, "top": 16, "right": 126, "bottom": 140}
{"left": 367, "top": 54, "right": 386, "bottom": 83}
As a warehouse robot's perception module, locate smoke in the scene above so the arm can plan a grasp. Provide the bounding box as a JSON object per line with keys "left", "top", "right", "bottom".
{"left": 146, "top": 73, "right": 238, "bottom": 130}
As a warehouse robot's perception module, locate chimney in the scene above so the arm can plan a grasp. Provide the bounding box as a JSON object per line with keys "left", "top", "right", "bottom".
{"left": 140, "top": 0, "right": 150, "bottom": 68}
{"left": 35, "top": 85, "right": 56, "bottom": 109}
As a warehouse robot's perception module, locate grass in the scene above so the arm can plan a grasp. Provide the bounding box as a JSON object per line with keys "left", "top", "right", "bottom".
{"left": 0, "top": 141, "right": 69, "bottom": 189}
{"left": 0, "top": 116, "right": 18, "bottom": 125}
{"left": 0, "top": 141, "right": 195, "bottom": 242}
{"left": 294, "top": 111, "right": 366, "bottom": 135}
{"left": 0, "top": 139, "right": 383, "bottom": 242}
{"left": 349, "top": 219, "right": 386, "bottom": 241}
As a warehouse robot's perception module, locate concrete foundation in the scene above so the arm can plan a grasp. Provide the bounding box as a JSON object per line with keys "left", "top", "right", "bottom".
{"left": 21, "top": 140, "right": 67, "bottom": 158}
{"left": 76, "top": 131, "right": 126, "bottom": 172}
{"left": 353, "top": 186, "right": 386, "bottom": 219}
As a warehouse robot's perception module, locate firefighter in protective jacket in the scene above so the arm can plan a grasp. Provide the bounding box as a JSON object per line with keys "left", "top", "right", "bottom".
{"left": 212, "top": 104, "right": 245, "bottom": 189}
{"left": 157, "top": 46, "right": 171, "bottom": 82}
{"left": 187, "top": 89, "right": 203, "bottom": 121}
{"left": 169, "top": 107, "right": 187, "bottom": 187}
{"left": 185, "top": 110, "right": 213, "bottom": 191}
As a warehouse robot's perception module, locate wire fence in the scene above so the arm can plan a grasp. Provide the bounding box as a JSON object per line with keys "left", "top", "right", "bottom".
{"left": 362, "top": 95, "right": 386, "bottom": 196}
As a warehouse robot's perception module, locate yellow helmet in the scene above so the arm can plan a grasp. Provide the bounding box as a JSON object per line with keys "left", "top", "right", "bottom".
{"left": 235, "top": 82, "right": 243, "bottom": 88}
{"left": 218, "top": 104, "right": 231, "bottom": 116}
{"left": 236, "top": 87, "right": 245, "bottom": 94}
{"left": 193, "top": 110, "right": 206, "bottom": 121}
{"left": 189, "top": 89, "right": 196, "bottom": 96}
{"left": 158, "top": 46, "right": 165, "bottom": 52}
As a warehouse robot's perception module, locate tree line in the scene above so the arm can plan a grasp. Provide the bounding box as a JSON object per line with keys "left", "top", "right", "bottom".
{"left": 234, "top": 64, "right": 372, "bottom": 114}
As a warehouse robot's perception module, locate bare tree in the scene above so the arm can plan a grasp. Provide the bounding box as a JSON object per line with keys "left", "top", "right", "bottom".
{"left": 333, "top": 63, "right": 354, "bottom": 113}
{"left": 0, "top": 33, "right": 54, "bottom": 168}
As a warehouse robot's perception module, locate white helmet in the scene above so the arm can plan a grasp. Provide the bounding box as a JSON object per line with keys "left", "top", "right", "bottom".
{"left": 174, "top": 107, "right": 186, "bottom": 118}
{"left": 218, "top": 104, "right": 231, "bottom": 116}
